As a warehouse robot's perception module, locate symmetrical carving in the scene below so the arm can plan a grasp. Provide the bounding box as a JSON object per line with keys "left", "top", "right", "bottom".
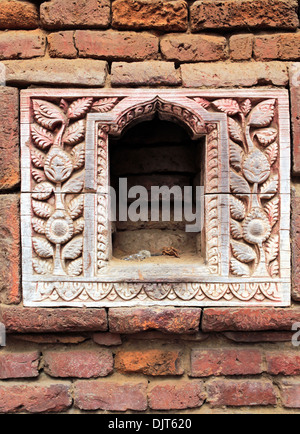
{"left": 21, "top": 89, "right": 291, "bottom": 307}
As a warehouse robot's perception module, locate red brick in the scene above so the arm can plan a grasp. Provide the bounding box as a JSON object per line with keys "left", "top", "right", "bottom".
{"left": 112, "top": 0, "right": 188, "bottom": 32}
{"left": 229, "top": 34, "right": 254, "bottom": 60}
{"left": 223, "top": 331, "right": 294, "bottom": 343}
{"left": 0, "top": 88, "right": 19, "bottom": 191}
{"left": 0, "top": 195, "right": 20, "bottom": 305}
{"left": 10, "top": 334, "right": 87, "bottom": 345}
{"left": 254, "top": 33, "right": 300, "bottom": 60}
{"left": 40, "top": 0, "right": 110, "bottom": 30}
{"left": 292, "top": 193, "right": 300, "bottom": 298}
{"left": 74, "top": 380, "right": 147, "bottom": 411}
{"left": 0, "top": 351, "right": 40, "bottom": 379}
{"left": 0, "top": 306, "right": 107, "bottom": 333}
{"left": 207, "top": 380, "right": 277, "bottom": 407}
{"left": 0, "top": 30, "right": 46, "bottom": 60}
{"left": 109, "top": 307, "right": 201, "bottom": 334}
{"left": 44, "top": 349, "right": 113, "bottom": 378}
{"left": 280, "top": 380, "right": 300, "bottom": 408}
{"left": 112, "top": 61, "right": 181, "bottom": 87}
{"left": 290, "top": 65, "right": 300, "bottom": 176}
{"left": 181, "top": 62, "right": 288, "bottom": 88}
{"left": 115, "top": 349, "right": 183, "bottom": 376}
{"left": 190, "top": 0, "right": 299, "bottom": 31}
{"left": 266, "top": 352, "right": 300, "bottom": 375}
{"left": 75, "top": 30, "right": 159, "bottom": 61}
{"left": 161, "top": 34, "right": 227, "bottom": 62}
{"left": 0, "top": 383, "right": 72, "bottom": 413}
{"left": 92, "top": 332, "right": 122, "bottom": 346}
{"left": 202, "top": 308, "right": 300, "bottom": 332}
{"left": 0, "top": 1, "right": 39, "bottom": 30}
{"left": 48, "top": 31, "right": 77, "bottom": 58}
{"left": 191, "top": 349, "right": 263, "bottom": 377}
{"left": 149, "top": 382, "right": 206, "bottom": 410}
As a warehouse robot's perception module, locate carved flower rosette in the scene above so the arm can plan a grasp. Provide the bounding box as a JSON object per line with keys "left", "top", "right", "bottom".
{"left": 30, "top": 97, "right": 119, "bottom": 277}
{"left": 209, "top": 97, "right": 280, "bottom": 279}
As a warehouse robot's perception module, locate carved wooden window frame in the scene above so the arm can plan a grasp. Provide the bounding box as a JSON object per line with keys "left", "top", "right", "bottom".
{"left": 21, "top": 89, "right": 291, "bottom": 307}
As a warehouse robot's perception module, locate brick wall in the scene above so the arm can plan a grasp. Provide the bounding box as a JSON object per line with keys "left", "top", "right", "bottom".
{"left": 1, "top": 0, "right": 300, "bottom": 413}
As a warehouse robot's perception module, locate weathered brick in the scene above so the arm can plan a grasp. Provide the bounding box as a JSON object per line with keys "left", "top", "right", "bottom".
{"left": 0, "top": 30, "right": 46, "bottom": 60}
{"left": 0, "top": 351, "right": 40, "bottom": 379}
{"left": 75, "top": 30, "right": 159, "bottom": 61}
{"left": 207, "top": 380, "right": 277, "bottom": 407}
{"left": 111, "top": 61, "right": 181, "bottom": 87}
{"left": 0, "top": 1, "right": 39, "bottom": 30}
{"left": 112, "top": 0, "right": 188, "bottom": 32}
{"left": 40, "top": 0, "right": 110, "bottom": 30}
{"left": 280, "top": 381, "right": 300, "bottom": 408}
{"left": 128, "top": 331, "right": 209, "bottom": 342}
{"left": 109, "top": 307, "right": 201, "bottom": 334}
{"left": 266, "top": 352, "right": 300, "bottom": 375}
{"left": 254, "top": 33, "right": 300, "bottom": 60}
{"left": 74, "top": 380, "right": 148, "bottom": 411}
{"left": 191, "top": 349, "right": 263, "bottom": 377}
{"left": 290, "top": 64, "right": 300, "bottom": 176}
{"left": 182, "top": 62, "right": 288, "bottom": 88}
{"left": 92, "top": 333, "right": 122, "bottom": 346}
{"left": 48, "top": 31, "right": 77, "bottom": 58}
{"left": 149, "top": 381, "right": 206, "bottom": 410}
{"left": 10, "top": 334, "right": 87, "bottom": 345}
{"left": 223, "top": 331, "right": 294, "bottom": 343}
{"left": 190, "top": 0, "right": 299, "bottom": 31}
{"left": 0, "top": 383, "right": 72, "bottom": 413}
{"left": 0, "top": 306, "right": 107, "bottom": 333}
{"left": 0, "top": 195, "right": 20, "bottom": 305}
{"left": 229, "top": 34, "right": 254, "bottom": 60}
{"left": 161, "top": 34, "right": 228, "bottom": 62}
{"left": 0, "top": 88, "right": 19, "bottom": 191}
{"left": 115, "top": 349, "right": 183, "bottom": 376}
{"left": 3, "top": 59, "right": 108, "bottom": 86}
{"left": 202, "top": 308, "right": 300, "bottom": 332}
{"left": 44, "top": 349, "right": 113, "bottom": 379}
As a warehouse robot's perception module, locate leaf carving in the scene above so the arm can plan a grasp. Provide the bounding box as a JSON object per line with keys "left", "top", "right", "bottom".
{"left": 33, "top": 258, "right": 53, "bottom": 275}
{"left": 248, "top": 99, "right": 276, "bottom": 128}
{"left": 230, "top": 171, "right": 251, "bottom": 196}
{"left": 231, "top": 219, "right": 243, "bottom": 239}
{"left": 67, "top": 258, "right": 83, "bottom": 276}
{"left": 240, "top": 99, "right": 252, "bottom": 116}
{"left": 230, "top": 140, "right": 244, "bottom": 171}
{"left": 33, "top": 99, "right": 66, "bottom": 130}
{"left": 231, "top": 241, "right": 256, "bottom": 263}
{"left": 228, "top": 117, "right": 244, "bottom": 144}
{"left": 260, "top": 176, "right": 278, "bottom": 200}
{"left": 269, "top": 259, "right": 279, "bottom": 277}
{"left": 74, "top": 217, "right": 85, "bottom": 235}
{"left": 62, "top": 236, "right": 83, "bottom": 260}
{"left": 32, "top": 169, "right": 47, "bottom": 183}
{"left": 231, "top": 258, "right": 250, "bottom": 277}
{"left": 265, "top": 234, "right": 279, "bottom": 264}
{"left": 67, "top": 97, "right": 93, "bottom": 119}
{"left": 213, "top": 98, "right": 240, "bottom": 115}
{"left": 230, "top": 196, "right": 246, "bottom": 221}
{"left": 71, "top": 143, "right": 85, "bottom": 170}
{"left": 92, "top": 97, "right": 119, "bottom": 113}
{"left": 32, "top": 200, "right": 53, "bottom": 219}
{"left": 255, "top": 127, "right": 278, "bottom": 146}
{"left": 62, "top": 174, "right": 84, "bottom": 194}
{"left": 32, "top": 217, "right": 47, "bottom": 234}
{"left": 31, "top": 148, "right": 45, "bottom": 168}
{"left": 265, "top": 198, "right": 280, "bottom": 227}
{"left": 31, "top": 124, "right": 54, "bottom": 149}
{"left": 32, "top": 182, "right": 54, "bottom": 201}
{"left": 265, "top": 142, "right": 279, "bottom": 166}
{"left": 67, "top": 195, "right": 84, "bottom": 219}
{"left": 33, "top": 237, "right": 54, "bottom": 258}
{"left": 63, "top": 119, "right": 85, "bottom": 145}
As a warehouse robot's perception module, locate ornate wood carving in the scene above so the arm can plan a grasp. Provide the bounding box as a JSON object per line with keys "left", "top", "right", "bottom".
{"left": 21, "top": 89, "right": 291, "bottom": 307}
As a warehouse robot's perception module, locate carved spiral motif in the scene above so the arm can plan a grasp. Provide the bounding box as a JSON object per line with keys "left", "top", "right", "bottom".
{"left": 243, "top": 208, "right": 271, "bottom": 245}
{"left": 45, "top": 210, "right": 74, "bottom": 245}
